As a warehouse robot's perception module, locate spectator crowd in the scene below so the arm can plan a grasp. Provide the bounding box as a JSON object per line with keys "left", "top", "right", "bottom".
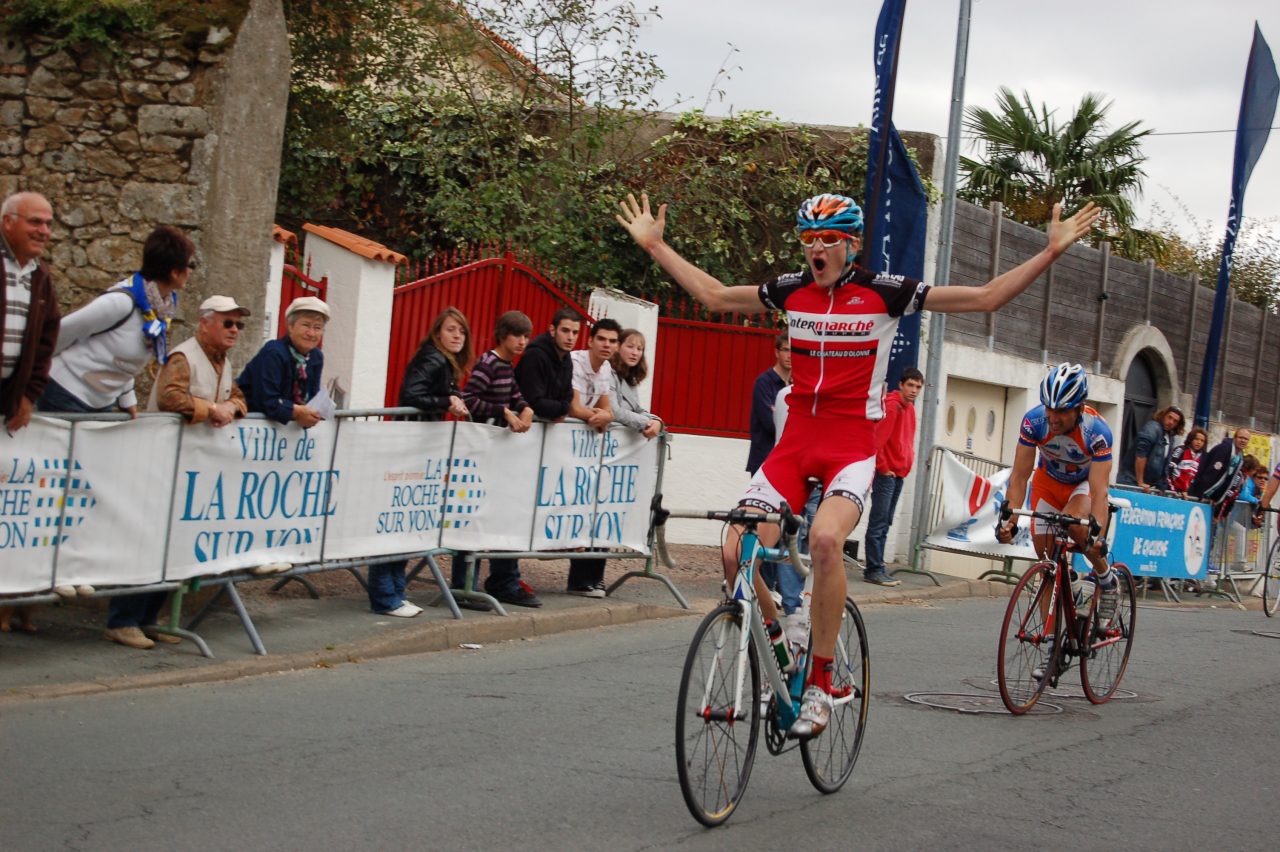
{"left": 0, "top": 191, "right": 664, "bottom": 645}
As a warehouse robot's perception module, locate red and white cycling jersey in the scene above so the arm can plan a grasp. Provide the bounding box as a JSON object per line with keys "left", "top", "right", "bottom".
{"left": 759, "top": 266, "right": 929, "bottom": 421}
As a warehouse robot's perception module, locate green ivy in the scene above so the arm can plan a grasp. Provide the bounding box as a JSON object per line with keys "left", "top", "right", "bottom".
{"left": 276, "top": 1, "right": 934, "bottom": 308}
{"left": 0, "top": 0, "right": 250, "bottom": 53}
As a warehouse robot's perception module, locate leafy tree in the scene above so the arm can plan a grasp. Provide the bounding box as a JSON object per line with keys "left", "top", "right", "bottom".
{"left": 1145, "top": 203, "right": 1280, "bottom": 310}
{"left": 277, "top": 1, "right": 897, "bottom": 301}
{"left": 959, "top": 87, "right": 1162, "bottom": 260}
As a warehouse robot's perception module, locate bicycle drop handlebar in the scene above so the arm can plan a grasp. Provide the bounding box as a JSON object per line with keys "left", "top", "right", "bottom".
{"left": 651, "top": 494, "right": 808, "bottom": 577}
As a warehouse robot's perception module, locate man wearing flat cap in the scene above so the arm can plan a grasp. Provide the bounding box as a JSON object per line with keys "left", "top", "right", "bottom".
{"left": 148, "top": 294, "right": 248, "bottom": 426}
{"left": 106, "top": 295, "right": 251, "bottom": 650}
{"left": 237, "top": 295, "right": 328, "bottom": 427}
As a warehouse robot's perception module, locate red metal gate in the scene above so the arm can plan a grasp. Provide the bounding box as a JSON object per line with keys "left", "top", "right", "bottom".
{"left": 387, "top": 244, "right": 782, "bottom": 438}
{"left": 278, "top": 259, "right": 328, "bottom": 338}
{"left": 387, "top": 245, "right": 594, "bottom": 406}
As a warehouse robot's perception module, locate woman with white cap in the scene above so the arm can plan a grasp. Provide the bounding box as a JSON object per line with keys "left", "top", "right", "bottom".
{"left": 237, "top": 296, "right": 329, "bottom": 427}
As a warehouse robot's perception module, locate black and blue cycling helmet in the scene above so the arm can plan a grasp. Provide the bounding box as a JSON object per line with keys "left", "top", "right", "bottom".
{"left": 1040, "top": 362, "right": 1088, "bottom": 409}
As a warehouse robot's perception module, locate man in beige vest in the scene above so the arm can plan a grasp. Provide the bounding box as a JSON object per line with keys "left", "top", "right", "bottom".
{"left": 147, "top": 294, "right": 248, "bottom": 424}
{"left": 106, "top": 296, "right": 249, "bottom": 650}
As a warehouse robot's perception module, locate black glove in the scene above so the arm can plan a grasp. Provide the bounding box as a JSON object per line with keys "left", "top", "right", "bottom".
{"left": 995, "top": 501, "right": 1016, "bottom": 541}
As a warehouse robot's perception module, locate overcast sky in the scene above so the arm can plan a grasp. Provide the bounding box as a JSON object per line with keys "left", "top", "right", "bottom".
{"left": 633, "top": 0, "right": 1280, "bottom": 241}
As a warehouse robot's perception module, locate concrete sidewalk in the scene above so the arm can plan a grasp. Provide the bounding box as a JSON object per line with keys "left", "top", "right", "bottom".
{"left": 0, "top": 559, "right": 1007, "bottom": 703}
{"left": 0, "top": 560, "right": 1247, "bottom": 703}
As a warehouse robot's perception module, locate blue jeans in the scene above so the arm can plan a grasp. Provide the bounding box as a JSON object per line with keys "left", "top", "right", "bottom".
{"left": 107, "top": 592, "right": 168, "bottom": 629}
{"left": 37, "top": 379, "right": 112, "bottom": 414}
{"left": 367, "top": 560, "right": 409, "bottom": 613}
{"left": 759, "top": 488, "right": 820, "bottom": 615}
{"left": 864, "top": 473, "right": 905, "bottom": 574}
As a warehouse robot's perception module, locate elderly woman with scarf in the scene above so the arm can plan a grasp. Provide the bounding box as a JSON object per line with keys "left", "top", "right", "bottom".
{"left": 38, "top": 225, "right": 189, "bottom": 416}
{"left": 237, "top": 296, "right": 329, "bottom": 427}
{"left": 35, "top": 225, "right": 190, "bottom": 649}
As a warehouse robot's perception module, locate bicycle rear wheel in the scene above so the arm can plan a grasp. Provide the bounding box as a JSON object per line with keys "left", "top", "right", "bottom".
{"left": 675, "top": 603, "right": 761, "bottom": 827}
{"left": 997, "top": 562, "right": 1056, "bottom": 715}
{"left": 1264, "top": 537, "right": 1280, "bottom": 617}
{"left": 1080, "top": 564, "right": 1137, "bottom": 703}
{"left": 801, "top": 598, "right": 869, "bottom": 794}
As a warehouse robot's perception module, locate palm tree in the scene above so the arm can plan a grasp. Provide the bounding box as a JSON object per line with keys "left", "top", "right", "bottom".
{"left": 959, "top": 88, "right": 1161, "bottom": 259}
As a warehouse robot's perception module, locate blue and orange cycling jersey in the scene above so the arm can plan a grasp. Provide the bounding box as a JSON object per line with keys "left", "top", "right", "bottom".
{"left": 1018, "top": 404, "right": 1113, "bottom": 485}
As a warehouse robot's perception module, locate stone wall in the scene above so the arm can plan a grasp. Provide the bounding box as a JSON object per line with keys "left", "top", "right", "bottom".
{"left": 0, "top": 0, "right": 289, "bottom": 353}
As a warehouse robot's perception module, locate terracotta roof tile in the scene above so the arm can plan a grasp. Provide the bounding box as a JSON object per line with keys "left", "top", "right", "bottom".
{"left": 303, "top": 224, "right": 408, "bottom": 265}
{"left": 272, "top": 225, "right": 298, "bottom": 247}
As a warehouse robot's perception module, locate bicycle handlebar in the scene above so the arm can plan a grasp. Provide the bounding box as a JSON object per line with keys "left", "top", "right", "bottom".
{"left": 651, "top": 495, "right": 808, "bottom": 577}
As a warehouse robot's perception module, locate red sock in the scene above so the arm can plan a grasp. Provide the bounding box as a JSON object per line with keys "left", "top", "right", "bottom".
{"left": 807, "top": 655, "right": 834, "bottom": 693}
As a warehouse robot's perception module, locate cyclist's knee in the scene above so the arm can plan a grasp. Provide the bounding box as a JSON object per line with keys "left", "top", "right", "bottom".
{"left": 807, "top": 525, "right": 845, "bottom": 561}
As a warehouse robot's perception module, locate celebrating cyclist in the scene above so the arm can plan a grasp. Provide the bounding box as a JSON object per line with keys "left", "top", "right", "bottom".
{"left": 996, "top": 363, "right": 1120, "bottom": 644}
{"left": 617, "top": 191, "right": 1099, "bottom": 739}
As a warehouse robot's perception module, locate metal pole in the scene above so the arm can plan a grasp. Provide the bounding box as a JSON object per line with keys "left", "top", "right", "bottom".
{"left": 908, "top": 0, "right": 971, "bottom": 571}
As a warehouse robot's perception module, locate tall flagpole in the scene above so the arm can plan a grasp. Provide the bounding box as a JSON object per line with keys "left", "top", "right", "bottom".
{"left": 907, "top": 0, "right": 972, "bottom": 574}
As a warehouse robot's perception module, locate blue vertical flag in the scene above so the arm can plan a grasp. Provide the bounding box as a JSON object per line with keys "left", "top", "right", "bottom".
{"left": 864, "top": 0, "right": 929, "bottom": 389}
{"left": 1194, "top": 24, "right": 1278, "bottom": 428}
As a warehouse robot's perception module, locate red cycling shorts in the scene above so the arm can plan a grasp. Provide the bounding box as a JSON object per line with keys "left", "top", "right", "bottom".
{"left": 1028, "top": 468, "right": 1091, "bottom": 535}
{"left": 743, "top": 414, "right": 877, "bottom": 515}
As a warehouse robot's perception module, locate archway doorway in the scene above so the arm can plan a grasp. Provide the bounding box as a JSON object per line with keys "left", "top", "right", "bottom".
{"left": 1119, "top": 353, "right": 1158, "bottom": 481}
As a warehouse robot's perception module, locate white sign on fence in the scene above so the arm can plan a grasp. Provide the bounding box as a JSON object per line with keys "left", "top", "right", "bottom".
{"left": 0, "top": 416, "right": 659, "bottom": 594}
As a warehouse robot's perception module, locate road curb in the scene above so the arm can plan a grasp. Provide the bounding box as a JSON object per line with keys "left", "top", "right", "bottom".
{"left": 0, "top": 599, "right": 694, "bottom": 705}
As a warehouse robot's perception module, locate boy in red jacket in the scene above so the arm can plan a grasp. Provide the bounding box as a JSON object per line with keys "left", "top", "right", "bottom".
{"left": 863, "top": 368, "right": 924, "bottom": 585}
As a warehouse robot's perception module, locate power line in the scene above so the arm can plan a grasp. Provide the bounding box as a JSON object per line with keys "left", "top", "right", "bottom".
{"left": 942, "top": 125, "right": 1280, "bottom": 142}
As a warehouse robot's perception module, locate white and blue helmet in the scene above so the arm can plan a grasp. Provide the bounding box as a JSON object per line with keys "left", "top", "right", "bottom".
{"left": 1040, "top": 362, "right": 1088, "bottom": 409}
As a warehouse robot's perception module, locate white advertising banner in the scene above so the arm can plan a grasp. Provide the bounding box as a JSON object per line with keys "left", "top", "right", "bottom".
{"left": 57, "top": 416, "right": 179, "bottom": 587}
{"left": 532, "top": 423, "right": 608, "bottom": 551}
{"left": 440, "top": 422, "right": 542, "bottom": 552}
{"left": 0, "top": 416, "right": 662, "bottom": 594}
{"left": 165, "top": 420, "right": 337, "bottom": 579}
{"left": 596, "top": 427, "right": 659, "bottom": 554}
{"left": 324, "top": 419, "right": 454, "bottom": 559}
{"left": 924, "top": 450, "right": 1036, "bottom": 559}
{"left": 0, "top": 417, "right": 71, "bottom": 593}
{"left": 529, "top": 424, "right": 657, "bottom": 553}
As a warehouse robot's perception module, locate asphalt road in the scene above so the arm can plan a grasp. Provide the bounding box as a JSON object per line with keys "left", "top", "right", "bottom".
{"left": 2, "top": 597, "right": 1276, "bottom": 851}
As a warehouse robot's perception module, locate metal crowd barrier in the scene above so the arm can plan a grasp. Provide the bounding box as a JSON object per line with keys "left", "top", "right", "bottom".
{"left": 909, "top": 445, "right": 1015, "bottom": 585}
{"left": 0, "top": 408, "right": 676, "bottom": 657}
{"left": 1199, "top": 499, "right": 1277, "bottom": 605}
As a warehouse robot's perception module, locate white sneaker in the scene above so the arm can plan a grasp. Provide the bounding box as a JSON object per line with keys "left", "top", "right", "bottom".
{"left": 787, "top": 686, "right": 832, "bottom": 739}
{"left": 384, "top": 603, "right": 422, "bottom": 618}
{"left": 1095, "top": 574, "right": 1119, "bottom": 624}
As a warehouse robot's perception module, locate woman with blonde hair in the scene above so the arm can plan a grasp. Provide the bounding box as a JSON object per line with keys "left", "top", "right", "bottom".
{"left": 366, "top": 307, "right": 473, "bottom": 618}
{"left": 608, "top": 328, "right": 662, "bottom": 439}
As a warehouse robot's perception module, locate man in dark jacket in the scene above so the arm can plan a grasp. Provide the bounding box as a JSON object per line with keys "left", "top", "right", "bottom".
{"left": 1190, "top": 427, "right": 1250, "bottom": 505}
{"left": 747, "top": 332, "right": 790, "bottom": 476}
{"left": 515, "top": 306, "right": 583, "bottom": 420}
{"left": 1120, "top": 405, "right": 1185, "bottom": 491}
{"left": 0, "top": 191, "right": 60, "bottom": 432}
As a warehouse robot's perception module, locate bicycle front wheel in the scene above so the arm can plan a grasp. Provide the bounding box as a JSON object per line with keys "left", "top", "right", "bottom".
{"left": 801, "top": 598, "right": 870, "bottom": 794}
{"left": 1264, "top": 536, "right": 1280, "bottom": 617}
{"left": 997, "top": 561, "right": 1056, "bottom": 715}
{"left": 1080, "top": 564, "right": 1137, "bottom": 704}
{"left": 675, "top": 603, "right": 761, "bottom": 827}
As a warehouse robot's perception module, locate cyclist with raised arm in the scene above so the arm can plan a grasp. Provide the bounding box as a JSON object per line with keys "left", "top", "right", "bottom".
{"left": 617, "top": 191, "right": 1099, "bottom": 738}
{"left": 996, "top": 363, "right": 1120, "bottom": 673}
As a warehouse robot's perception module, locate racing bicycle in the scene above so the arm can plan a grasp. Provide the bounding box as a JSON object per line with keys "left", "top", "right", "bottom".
{"left": 654, "top": 502, "right": 869, "bottom": 826}
{"left": 996, "top": 503, "right": 1137, "bottom": 714}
